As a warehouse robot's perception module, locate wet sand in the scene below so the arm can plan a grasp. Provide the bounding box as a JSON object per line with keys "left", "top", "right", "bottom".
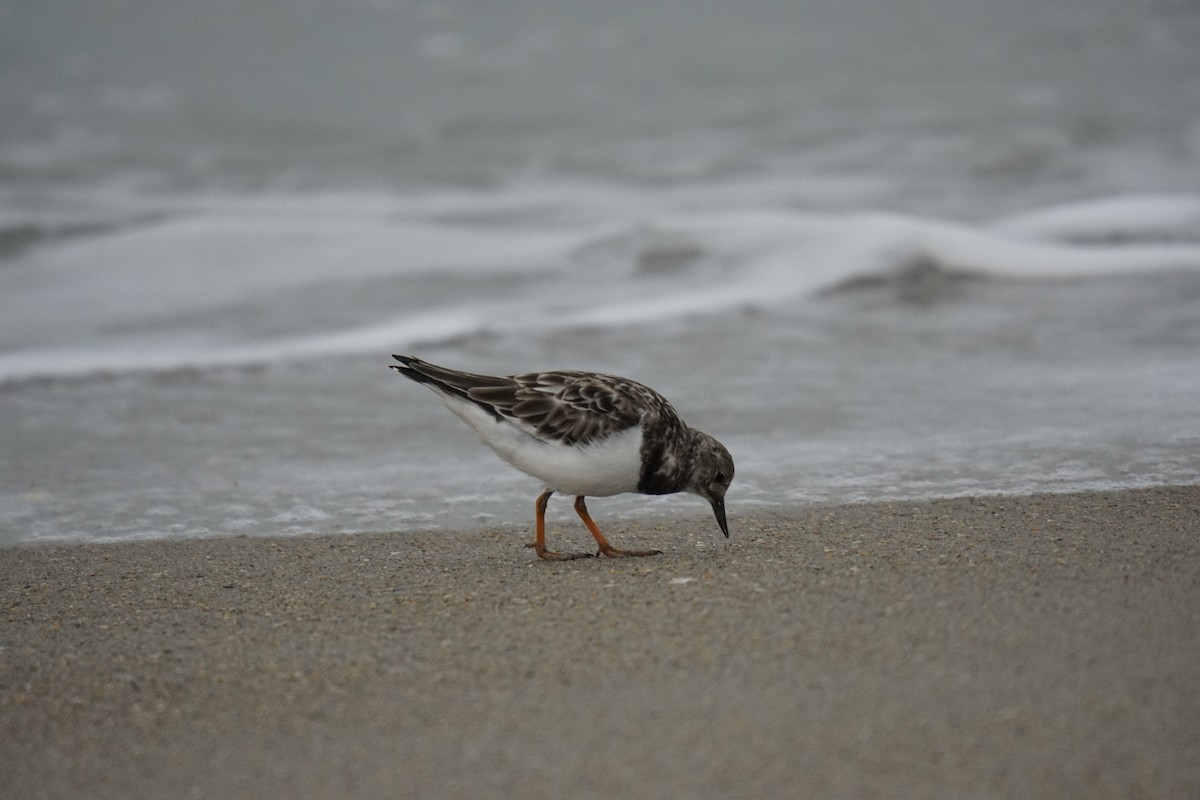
{"left": 3, "top": 486, "right": 1199, "bottom": 799}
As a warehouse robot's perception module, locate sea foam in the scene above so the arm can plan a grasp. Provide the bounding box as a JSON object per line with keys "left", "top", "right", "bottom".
{"left": 2, "top": 187, "right": 1198, "bottom": 385}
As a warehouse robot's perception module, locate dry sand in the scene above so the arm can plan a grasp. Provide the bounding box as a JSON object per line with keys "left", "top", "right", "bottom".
{"left": 2, "top": 486, "right": 1198, "bottom": 799}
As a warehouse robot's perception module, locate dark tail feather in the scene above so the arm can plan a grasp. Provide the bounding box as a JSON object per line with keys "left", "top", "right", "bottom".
{"left": 389, "top": 354, "right": 437, "bottom": 386}
{"left": 390, "top": 354, "right": 467, "bottom": 394}
{"left": 390, "top": 354, "right": 505, "bottom": 421}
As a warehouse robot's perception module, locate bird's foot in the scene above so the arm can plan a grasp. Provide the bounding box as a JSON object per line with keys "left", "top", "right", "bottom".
{"left": 596, "top": 545, "right": 663, "bottom": 558}
{"left": 524, "top": 542, "right": 595, "bottom": 561}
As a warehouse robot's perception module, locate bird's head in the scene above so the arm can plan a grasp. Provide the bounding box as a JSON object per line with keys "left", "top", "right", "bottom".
{"left": 688, "top": 432, "right": 734, "bottom": 538}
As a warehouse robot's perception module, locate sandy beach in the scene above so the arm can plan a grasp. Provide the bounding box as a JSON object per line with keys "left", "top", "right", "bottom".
{"left": 3, "top": 485, "right": 1198, "bottom": 799}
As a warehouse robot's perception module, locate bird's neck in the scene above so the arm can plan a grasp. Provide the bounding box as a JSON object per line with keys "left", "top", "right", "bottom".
{"left": 636, "top": 422, "right": 697, "bottom": 496}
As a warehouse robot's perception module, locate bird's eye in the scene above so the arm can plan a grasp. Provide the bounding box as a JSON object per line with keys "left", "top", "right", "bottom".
{"left": 714, "top": 471, "right": 726, "bottom": 484}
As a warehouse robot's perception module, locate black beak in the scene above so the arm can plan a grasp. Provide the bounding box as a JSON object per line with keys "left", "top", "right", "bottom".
{"left": 711, "top": 496, "right": 729, "bottom": 538}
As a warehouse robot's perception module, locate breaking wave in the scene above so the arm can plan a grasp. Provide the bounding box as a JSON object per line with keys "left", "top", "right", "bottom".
{"left": 2, "top": 187, "right": 1198, "bottom": 385}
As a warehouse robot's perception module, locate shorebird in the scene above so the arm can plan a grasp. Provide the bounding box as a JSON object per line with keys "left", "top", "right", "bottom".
{"left": 390, "top": 355, "right": 734, "bottom": 560}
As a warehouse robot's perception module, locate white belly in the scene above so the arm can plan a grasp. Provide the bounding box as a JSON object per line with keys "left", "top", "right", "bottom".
{"left": 443, "top": 397, "right": 643, "bottom": 497}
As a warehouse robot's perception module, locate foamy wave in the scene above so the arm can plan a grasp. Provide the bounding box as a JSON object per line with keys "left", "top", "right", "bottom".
{"left": 2, "top": 189, "right": 1198, "bottom": 384}
{"left": 0, "top": 310, "right": 485, "bottom": 383}
{"left": 994, "top": 195, "right": 1200, "bottom": 243}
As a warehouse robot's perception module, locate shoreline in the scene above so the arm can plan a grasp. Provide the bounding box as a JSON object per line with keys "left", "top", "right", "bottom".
{"left": 3, "top": 485, "right": 1198, "bottom": 798}
{"left": 4, "top": 480, "right": 1192, "bottom": 551}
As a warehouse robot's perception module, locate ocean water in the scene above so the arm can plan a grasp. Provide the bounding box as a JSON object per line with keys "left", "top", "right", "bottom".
{"left": 1, "top": 0, "right": 1198, "bottom": 544}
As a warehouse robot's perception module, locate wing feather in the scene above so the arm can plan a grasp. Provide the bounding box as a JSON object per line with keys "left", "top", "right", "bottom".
{"left": 392, "top": 355, "right": 676, "bottom": 447}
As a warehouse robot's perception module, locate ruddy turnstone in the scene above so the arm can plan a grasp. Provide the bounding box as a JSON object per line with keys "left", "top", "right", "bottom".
{"left": 390, "top": 355, "right": 734, "bottom": 560}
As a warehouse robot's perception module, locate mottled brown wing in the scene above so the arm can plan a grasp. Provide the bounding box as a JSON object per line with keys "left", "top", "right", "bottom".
{"left": 469, "top": 371, "right": 671, "bottom": 446}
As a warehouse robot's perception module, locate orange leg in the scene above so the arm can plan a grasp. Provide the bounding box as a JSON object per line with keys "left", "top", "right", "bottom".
{"left": 574, "top": 496, "right": 662, "bottom": 558}
{"left": 525, "top": 490, "right": 593, "bottom": 560}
